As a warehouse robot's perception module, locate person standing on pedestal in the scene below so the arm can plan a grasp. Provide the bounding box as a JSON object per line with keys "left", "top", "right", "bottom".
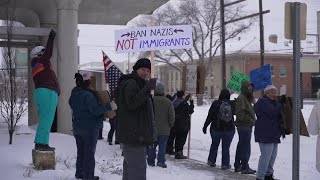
{"left": 31, "top": 29, "right": 59, "bottom": 151}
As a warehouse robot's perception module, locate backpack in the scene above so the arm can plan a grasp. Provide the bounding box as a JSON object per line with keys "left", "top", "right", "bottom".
{"left": 218, "top": 101, "right": 232, "bottom": 123}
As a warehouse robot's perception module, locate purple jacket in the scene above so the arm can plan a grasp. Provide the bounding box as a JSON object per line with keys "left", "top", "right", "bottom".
{"left": 254, "top": 96, "right": 283, "bottom": 143}
{"left": 31, "top": 36, "right": 60, "bottom": 95}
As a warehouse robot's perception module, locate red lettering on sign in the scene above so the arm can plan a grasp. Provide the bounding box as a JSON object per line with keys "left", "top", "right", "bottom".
{"left": 116, "top": 39, "right": 136, "bottom": 51}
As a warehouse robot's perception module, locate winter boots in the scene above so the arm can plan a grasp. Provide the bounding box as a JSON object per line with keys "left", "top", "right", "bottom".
{"left": 241, "top": 167, "right": 256, "bottom": 174}
{"left": 265, "top": 174, "right": 277, "bottom": 180}
{"left": 34, "top": 143, "right": 55, "bottom": 151}
{"left": 175, "top": 151, "right": 188, "bottom": 159}
{"left": 221, "top": 164, "right": 231, "bottom": 170}
{"left": 234, "top": 165, "right": 242, "bottom": 172}
{"left": 207, "top": 161, "right": 216, "bottom": 167}
{"left": 156, "top": 162, "right": 168, "bottom": 168}
{"left": 75, "top": 175, "right": 99, "bottom": 180}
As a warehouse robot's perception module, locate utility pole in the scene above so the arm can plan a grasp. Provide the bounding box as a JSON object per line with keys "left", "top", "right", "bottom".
{"left": 220, "top": 0, "right": 269, "bottom": 89}
{"left": 220, "top": 0, "right": 226, "bottom": 88}
{"left": 259, "top": 0, "right": 265, "bottom": 67}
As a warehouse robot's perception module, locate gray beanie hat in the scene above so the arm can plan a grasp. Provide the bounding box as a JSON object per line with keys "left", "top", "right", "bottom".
{"left": 155, "top": 82, "right": 165, "bottom": 95}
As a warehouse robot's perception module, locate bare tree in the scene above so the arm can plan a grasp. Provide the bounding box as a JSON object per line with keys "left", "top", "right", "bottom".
{"left": 133, "top": 0, "right": 256, "bottom": 73}
{"left": 0, "top": 1, "right": 28, "bottom": 144}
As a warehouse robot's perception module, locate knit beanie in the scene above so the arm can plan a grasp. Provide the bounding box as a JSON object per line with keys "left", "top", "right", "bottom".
{"left": 176, "top": 90, "right": 185, "bottom": 98}
{"left": 133, "top": 58, "right": 151, "bottom": 71}
{"left": 264, "top": 85, "right": 276, "bottom": 94}
{"left": 155, "top": 82, "right": 165, "bottom": 95}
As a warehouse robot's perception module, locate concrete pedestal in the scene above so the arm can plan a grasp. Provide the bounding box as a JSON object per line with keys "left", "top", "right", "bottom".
{"left": 32, "top": 149, "right": 56, "bottom": 170}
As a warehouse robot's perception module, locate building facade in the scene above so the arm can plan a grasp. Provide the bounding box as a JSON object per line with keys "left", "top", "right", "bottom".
{"left": 157, "top": 52, "right": 319, "bottom": 98}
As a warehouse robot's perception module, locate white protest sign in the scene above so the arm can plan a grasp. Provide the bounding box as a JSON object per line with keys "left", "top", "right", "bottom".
{"left": 186, "top": 65, "right": 197, "bottom": 94}
{"left": 115, "top": 25, "right": 193, "bottom": 53}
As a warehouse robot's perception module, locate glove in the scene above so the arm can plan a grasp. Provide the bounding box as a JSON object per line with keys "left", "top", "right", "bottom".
{"left": 49, "top": 29, "right": 56, "bottom": 39}
{"left": 109, "top": 101, "right": 117, "bottom": 111}
{"left": 279, "top": 94, "right": 286, "bottom": 104}
{"left": 190, "top": 99, "right": 194, "bottom": 106}
{"left": 202, "top": 126, "right": 207, "bottom": 134}
{"left": 144, "top": 78, "right": 157, "bottom": 91}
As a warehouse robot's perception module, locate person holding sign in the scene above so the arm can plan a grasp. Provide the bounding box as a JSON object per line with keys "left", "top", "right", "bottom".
{"left": 69, "top": 73, "right": 117, "bottom": 180}
{"left": 167, "top": 90, "right": 194, "bottom": 159}
{"left": 234, "top": 81, "right": 256, "bottom": 174}
{"left": 116, "top": 58, "right": 157, "bottom": 180}
{"left": 254, "top": 85, "right": 286, "bottom": 180}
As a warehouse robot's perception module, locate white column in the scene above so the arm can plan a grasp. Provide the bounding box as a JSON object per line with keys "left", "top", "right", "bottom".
{"left": 55, "top": 0, "right": 81, "bottom": 134}
{"left": 28, "top": 45, "right": 38, "bottom": 126}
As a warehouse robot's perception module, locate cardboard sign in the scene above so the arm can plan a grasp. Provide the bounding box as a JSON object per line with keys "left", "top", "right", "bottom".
{"left": 115, "top": 25, "right": 193, "bottom": 53}
{"left": 227, "top": 71, "right": 250, "bottom": 92}
{"left": 96, "top": 91, "right": 116, "bottom": 119}
{"left": 280, "top": 97, "right": 309, "bottom": 137}
{"left": 250, "top": 64, "right": 272, "bottom": 91}
{"left": 186, "top": 65, "right": 197, "bottom": 94}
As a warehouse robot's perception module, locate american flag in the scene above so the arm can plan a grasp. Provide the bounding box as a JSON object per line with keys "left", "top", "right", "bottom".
{"left": 102, "top": 51, "right": 123, "bottom": 98}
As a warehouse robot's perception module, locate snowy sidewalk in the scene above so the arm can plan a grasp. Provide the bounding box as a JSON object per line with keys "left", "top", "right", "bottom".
{"left": 167, "top": 156, "right": 256, "bottom": 180}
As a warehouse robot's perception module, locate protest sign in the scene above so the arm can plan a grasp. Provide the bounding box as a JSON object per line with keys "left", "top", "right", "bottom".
{"left": 227, "top": 71, "right": 250, "bottom": 92}
{"left": 250, "top": 64, "right": 272, "bottom": 91}
{"left": 186, "top": 65, "right": 197, "bottom": 94}
{"left": 115, "top": 25, "right": 193, "bottom": 53}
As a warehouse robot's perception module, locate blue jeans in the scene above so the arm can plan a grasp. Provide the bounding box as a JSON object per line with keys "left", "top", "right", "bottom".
{"left": 147, "top": 135, "right": 169, "bottom": 164}
{"left": 234, "top": 127, "right": 252, "bottom": 170}
{"left": 107, "top": 117, "right": 117, "bottom": 142}
{"left": 208, "top": 128, "right": 235, "bottom": 166}
{"left": 74, "top": 129, "right": 99, "bottom": 179}
{"left": 256, "top": 143, "right": 278, "bottom": 179}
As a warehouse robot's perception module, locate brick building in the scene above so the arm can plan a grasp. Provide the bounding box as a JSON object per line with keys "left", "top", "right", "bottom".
{"left": 157, "top": 52, "right": 319, "bottom": 98}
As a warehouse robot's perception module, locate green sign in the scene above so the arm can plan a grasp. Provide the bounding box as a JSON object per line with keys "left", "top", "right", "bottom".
{"left": 227, "top": 71, "right": 249, "bottom": 92}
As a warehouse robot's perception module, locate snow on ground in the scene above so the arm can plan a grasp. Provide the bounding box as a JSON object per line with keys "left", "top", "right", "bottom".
{"left": 0, "top": 102, "right": 319, "bottom": 180}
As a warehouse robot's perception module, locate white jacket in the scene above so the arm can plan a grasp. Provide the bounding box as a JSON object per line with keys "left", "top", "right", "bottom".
{"left": 307, "top": 101, "right": 320, "bottom": 173}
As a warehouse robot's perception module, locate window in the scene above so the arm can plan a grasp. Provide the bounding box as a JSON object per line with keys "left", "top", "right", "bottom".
{"left": 176, "top": 72, "right": 178, "bottom": 81}
{"left": 280, "top": 64, "right": 286, "bottom": 77}
{"left": 270, "top": 65, "right": 274, "bottom": 76}
{"left": 171, "top": 71, "right": 174, "bottom": 81}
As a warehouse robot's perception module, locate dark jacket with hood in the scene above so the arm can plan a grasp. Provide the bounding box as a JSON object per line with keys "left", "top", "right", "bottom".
{"left": 69, "top": 86, "right": 112, "bottom": 133}
{"left": 115, "top": 71, "right": 155, "bottom": 146}
{"left": 234, "top": 81, "right": 256, "bottom": 128}
{"left": 254, "top": 96, "right": 284, "bottom": 143}
{"left": 203, "top": 89, "right": 235, "bottom": 131}
{"left": 153, "top": 84, "right": 175, "bottom": 136}
{"left": 173, "top": 97, "right": 194, "bottom": 131}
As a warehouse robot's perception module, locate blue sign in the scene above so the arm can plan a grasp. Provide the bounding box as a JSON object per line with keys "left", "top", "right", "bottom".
{"left": 249, "top": 64, "right": 272, "bottom": 91}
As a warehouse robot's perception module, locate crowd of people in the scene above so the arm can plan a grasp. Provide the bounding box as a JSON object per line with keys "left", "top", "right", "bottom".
{"left": 202, "top": 83, "right": 287, "bottom": 180}
{"left": 31, "top": 32, "right": 318, "bottom": 180}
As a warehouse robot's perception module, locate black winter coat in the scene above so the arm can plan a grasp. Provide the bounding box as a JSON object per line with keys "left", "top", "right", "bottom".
{"left": 115, "top": 71, "right": 155, "bottom": 146}
{"left": 173, "top": 98, "right": 194, "bottom": 131}
{"left": 203, "top": 89, "right": 235, "bottom": 131}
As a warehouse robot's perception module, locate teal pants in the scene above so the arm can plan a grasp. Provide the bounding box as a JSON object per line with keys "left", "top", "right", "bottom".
{"left": 34, "top": 88, "right": 58, "bottom": 144}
